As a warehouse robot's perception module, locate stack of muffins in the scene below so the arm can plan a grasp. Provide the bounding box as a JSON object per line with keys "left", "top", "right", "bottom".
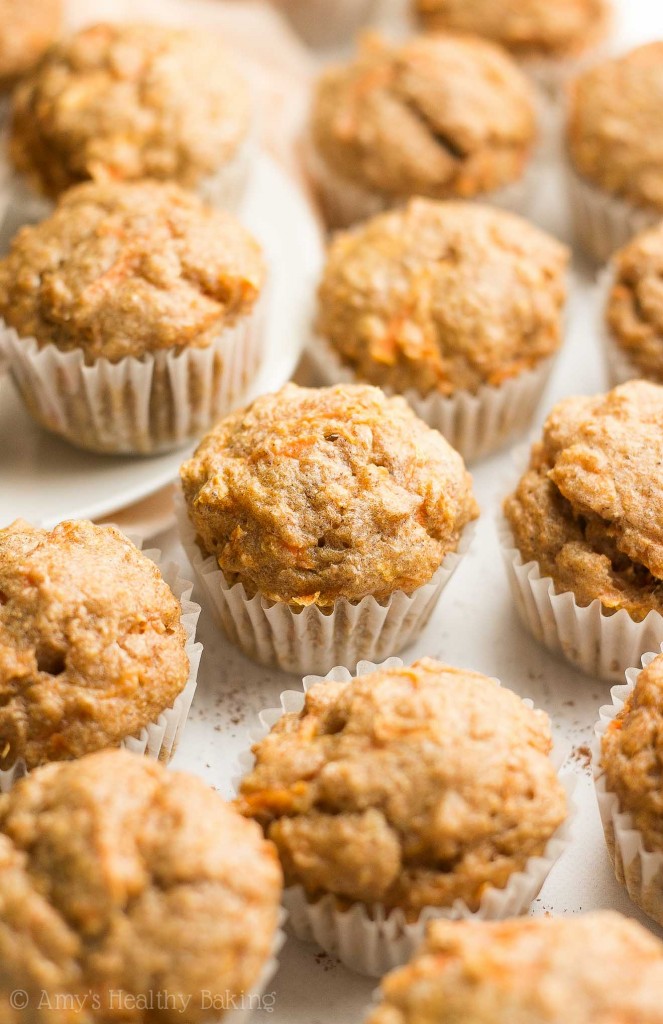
{"left": 2, "top": 2, "right": 663, "bottom": 1023}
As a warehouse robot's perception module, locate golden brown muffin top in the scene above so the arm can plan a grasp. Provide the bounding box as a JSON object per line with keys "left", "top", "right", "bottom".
{"left": 567, "top": 43, "right": 663, "bottom": 212}
{"left": 9, "top": 22, "right": 251, "bottom": 199}
{"left": 415, "top": 0, "right": 611, "bottom": 60}
{"left": 238, "top": 658, "right": 566, "bottom": 915}
{"left": 367, "top": 912, "right": 663, "bottom": 1024}
{"left": 0, "top": 519, "right": 189, "bottom": 771}
{"left": 601, "top": 652, "right": 663, "bottom": 852}
{"left": 310, "top": 33, "right": 536, "bottom": 201}
{"left": 317, "top": 200, "right": 569, "bottom": 397}
{"left": 504, "top": 381, "right": 663, "bottom": 621}
{"left": 606, "top": 225, "right": 663, "bottom": 384}
{"left": 180, "top": 384, "right": 479, "bottom": 608}
{"left": 0, "top": 749, "right": 283, "bottom": 1024}
{"left": 0, "top": 181, "right": 265, "bottom": 362}
{"left": 0, "top": 0, "right": 62, "bottom": 89}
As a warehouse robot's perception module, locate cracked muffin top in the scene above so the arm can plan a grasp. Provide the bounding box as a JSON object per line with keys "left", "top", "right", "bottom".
{"left": 606, "top": 224, "right": 663, "bottom": 384}
{"left": 9, "top": 21, "right": 251, "bottom": 200}
{"left": 0, "top": 519, "right": 189, "bottom": 771}
{"left": 0, "top": 749, "right": 283, "bottom": 1023}
{"left": 180, "top": 384, "right": 478, "bottom": 608}
{"left": 317, "top": 200, "right": 569, "bottom": 397}
{"left": 601, "top": 652, "right": 663, "bottom": 853}
{"left": 237, "top": 658, "right": 566, "bottom": 914}
{"left": 367, "top": 912, "right": 663, "bottom": 1024}
{"left": 567, "top": 43, "right": 663, "bottom": 212}
{"left": 414, "top": 0, "right": 611, "bottom": 60}
{"left": 504, "top": 381, "right": 663, "bottom": 621}
{"left": 310, "top": 33, "right": 536, "bottom": 201}
{"left": 0, "top": 0, "right": 62, "bottom": 89}
{"left": 0, "top": 180, "right": 265, "bottom": 362}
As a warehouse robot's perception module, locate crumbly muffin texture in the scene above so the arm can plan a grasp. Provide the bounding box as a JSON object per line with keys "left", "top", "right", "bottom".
{"left": 505, "top": 381, "right": 663, "bottom": 620}
{"left": 0, "top": 750, "right": 283, "bottom": 1024}
{"left": 10, "top": 22, "right": 251, "bottom": 199}
{"left": 367, "top": 912, "right": 663, "bottom": 1024}
{"left": 311, "top": 33, "right": 535, "bottom": 201}
{"left": 181, "top": 384, "right": 478, "bottom": 608}
{"left": 0, "top": 519, "right": 189, "bottom": 771}
{"left": 0, "top": 0, "right": 62, "bottom": 89}
{"left": 317, "top": 200, "right": 568, "bottom": 397}
{"left": 607, "top": 224, "right": 663, "bottom": 384}
{"left": 415, "top": 0, "right": 611, "bottom": 59}
{"left": 567, "top": 43, "right": 663, "bottom": 212}
{"left": 0, "top": 181, "right": 264, "bottom": 363}
{"left": 237, "top": 658, "right": 566, "bottom": 914}
{"left": 601, "top": 652, "right": 663, "bottom": 852}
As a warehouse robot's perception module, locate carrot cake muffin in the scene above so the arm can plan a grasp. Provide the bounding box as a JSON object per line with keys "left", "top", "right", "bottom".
{"left": 0, "top": 748, "right": 283, "bottom": 1022}
{"left": 367, "top": 912, "right": 663, "bottom": 1024}
{"left": 308, "top": 33, "right": 537, "bottom": 228}
{"left": 0, "top": 180, "right": 265, "bottom": 454}
{"left": 238, "top": 657, "right": 566, "bottom": 916}
{"left": 0, "top": 0, "right": 62, "bottom": 91}
{"left": 0, "top": 519, "right": 189, "bottom": 771}
{"left": 605, "top": 223, "right": 663, "bottom": 384}
{"left": 9, "top": 22, "right": 252, "bottom": 206}
{"left": 567, "top": 44, "right": 663, "bottom": 262}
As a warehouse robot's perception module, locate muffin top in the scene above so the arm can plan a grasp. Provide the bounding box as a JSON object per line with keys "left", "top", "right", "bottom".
{"left": 9, "top": 21, "right": 252, "bottom": 199}
{"left": 606, "top": 224, "right": 663, "bottom": 384}
{"left": 310, "top": 33, "right": 536, "bottom": 201}
{"left": 415, "top": 0, "right": 611, "bottom": 60}
{"left": 0, "top": 519, "right": 189, "bottom": 771}
{"left": 317, "top": 200, "right": 569, "bottom": 397}
{"left": 601, "top": 652, "right": 663, "bottom": 853}
{"left": 504, "top": 381, "right": 663, "bottom": 620}
{"left": 180, "top": 384, "right": 478, "bottom": 608}
{"left": 367, "top": 912, "right": 663, "bottom": 1024}
{"left": 0, "top": 181, "right": 265, "bottom": 362}
{"left": 0, "top": 749, "right": 283, "bottom": 1023}
{"left": 567, "top": 43, "right": 663, "bottom": 212}
{"left": 0, "top": 0, "right": 62, "bottom": 88}
{"left": 237, "top": 657, "right": 566, "bottom": 914}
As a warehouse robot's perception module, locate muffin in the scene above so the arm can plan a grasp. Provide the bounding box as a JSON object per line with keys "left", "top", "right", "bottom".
{"left": 0, "top": 0, "right": 62, "bottom": 91}
{"left": 9, "top": 21, "right": 253, "bottom": 215}
{"left": 178, "top": 383, "right": 478, "bottom": 674}
{"left": 314, "top": 199, "right": 569, "bottom": 460}
{"left": 0, "top": 748, "right": 283, "bottom": 1022}
{"left": 595, "top": 646, "right": 663, "bottom": 927}
{"left": 367, "top": 912, "right": 663, "bottom": 1024}
{"left": 501, "top": 380, "right": 663, "bottom": 680}
{"left": 0, "top": 180, "right": 266, "bottom": 455}
{"left": 603, "top": 223, "right": 663, "bottom": 386}
{"left": 0, "top": 518, "right": 199, "bottom": 778}
{"left": 566, "top": 43, "right": 663, "bottom": 263}
{"left": 237, "top": 656, "right": 569, "bottom": 975}
{"left": 307, "top": 32, "right": 537, "bottom": 229}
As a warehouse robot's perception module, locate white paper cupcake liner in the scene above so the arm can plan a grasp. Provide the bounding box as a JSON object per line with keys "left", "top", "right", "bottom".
{"left": 307, "top": 335, "right": 555, "bottom": 463}
{"left": 176, "top": 491, "right": 474, "bottom": 676}
{"left": 566, "top": 163, "right": 662, "bottom": 265}
{"left": 592, "top": 645, "right": 663, "bottom": 927}
{"left": 279, "top": 0, "right": 379, "bottom": 48}
{"left": 2, "top": 292, "right": 266, "bottom": 456}
{"left": 498, "top": 514, "right": 663, "bottom": 681}
{"left": 234, "top": 658, "right": 575, "bottom": 977}
{"left": 0, "top": 535, "right": 203, "bottom": 793}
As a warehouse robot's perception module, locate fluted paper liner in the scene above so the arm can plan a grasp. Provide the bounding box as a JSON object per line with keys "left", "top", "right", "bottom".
{"left": 499, "top": 515, "right": 663, "bottom": 681}
{"left": 233, "top": 658, "right": 575, "bottom": 977}
{"left": 2, "top": 292, "right": 266, "bottom": 455}
{"left": 566, "top": 164, "right": 661, "bottom": 265}
{"left": 177, "top": 491, "right": 474, "bottom": 676}
{"left": 592, "top": 645, "right": 663, "bottom": 927}
{"left": 0, "top": 536, "right": 202, "bottom": 793}
{"left": 281, "top": 0, "right": 379, "bottom": 48}
{"left": 308, "top": 335, "right": 554, "bottom": 463}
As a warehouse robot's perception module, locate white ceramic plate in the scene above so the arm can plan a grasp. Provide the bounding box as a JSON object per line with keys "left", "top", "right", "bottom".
{"left": 0, "top": 153, "right": 324, "bottom": 528}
